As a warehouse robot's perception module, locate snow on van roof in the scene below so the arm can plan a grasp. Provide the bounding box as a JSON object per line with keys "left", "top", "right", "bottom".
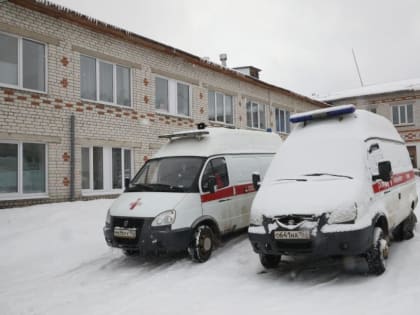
{"left": 292, "top": 109, "right": 404, "bottom": 143}
{"left": 154, "top": 127, "right": 282, "bottom": 158}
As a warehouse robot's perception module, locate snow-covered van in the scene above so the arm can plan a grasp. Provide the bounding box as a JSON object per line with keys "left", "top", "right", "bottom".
{"left": 248, "top": 105, "right": 418, "bottom": 274}
{"left": 104, "top": 126, "right": 281, "bottom": 262}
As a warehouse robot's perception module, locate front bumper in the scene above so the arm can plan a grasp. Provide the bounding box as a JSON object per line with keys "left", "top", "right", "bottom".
{"left": 104, "top": 217, "right": 192, "bottom": 255}
{"left": 249, "top": 224, "right": 374, "bottom": 257}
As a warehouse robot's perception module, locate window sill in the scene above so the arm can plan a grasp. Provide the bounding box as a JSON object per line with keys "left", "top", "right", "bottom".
{"left": 0, "top": 193, "right": 49, "bottom": 201}
{"left": 81, "top": 189, "right": 123, "bottom": 197}
{"left": 395, "top": 123, "right": 415, "bottom": 128}
{"left": 208, "top": 120, "right": 235, "bottom": 127}
{"left": 155, "top": 110, "right": 192, "bottom": 120}
{"left": 81, "top": 98, "right": 133, "bottom": 110}
{"left": 0, "top": 83, "right": 47, "bottom": 95}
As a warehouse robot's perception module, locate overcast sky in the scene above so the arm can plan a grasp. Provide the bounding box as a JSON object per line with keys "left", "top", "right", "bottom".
{"left": 51, "top": 0, "right": 420, "bottom": 97}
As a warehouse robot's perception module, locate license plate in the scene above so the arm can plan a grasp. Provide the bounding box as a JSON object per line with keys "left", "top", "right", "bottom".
{"left": 114, "top": 227, "right": 136, "bottom": 239}
{"left": 274, "top": 230, "right": 310, "bottom": 240}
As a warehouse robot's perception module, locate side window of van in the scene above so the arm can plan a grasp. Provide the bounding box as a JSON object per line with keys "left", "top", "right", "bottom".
{"left": 201, "top": 158, "right": 229, "bottom": 192}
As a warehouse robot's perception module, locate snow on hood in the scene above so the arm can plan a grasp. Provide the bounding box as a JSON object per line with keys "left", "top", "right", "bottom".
{"left": 252, "top": 177, "right": 367, "bottom": 217}
{"left": 109, "top": 192, "right": 187, "bottom": 218}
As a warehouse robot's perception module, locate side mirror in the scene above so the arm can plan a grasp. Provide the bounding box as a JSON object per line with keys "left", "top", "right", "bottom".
{"left": 208, "top": 175, "right": 216, "bottom": 194}
{"left": 124, "top": 178, "right": 131, "bottom": 189}
{"left": 373, "top": 161, "right": 392, "bottom": 182}
{"left": 252, "top": 172, "right": 261, "bottom": 191}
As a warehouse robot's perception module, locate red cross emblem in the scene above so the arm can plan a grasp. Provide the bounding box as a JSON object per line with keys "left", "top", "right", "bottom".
{"left": 129, "top": 198, "right": 142, "bottom": 210}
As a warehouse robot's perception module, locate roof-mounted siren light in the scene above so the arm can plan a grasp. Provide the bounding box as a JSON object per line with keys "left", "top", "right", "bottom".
{"left": 290, "top": 105, "right": 356, "bottom": 124}
{"left": 197, "top": 122, "right": 207, "bottom": 130}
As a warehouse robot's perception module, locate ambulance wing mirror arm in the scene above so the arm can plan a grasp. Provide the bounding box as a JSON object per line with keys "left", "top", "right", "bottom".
{"left": 372, "top": 161, "right": 392, "bottom": 182}
{"left": 207, "top": 176, "right": 216, "bottom": 194}
{"left": 252, "top": 173, "right": 261, "bottom": 191}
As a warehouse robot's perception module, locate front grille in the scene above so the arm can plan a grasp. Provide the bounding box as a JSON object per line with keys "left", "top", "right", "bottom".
{"left": 111, "top": 216, "right": 146, "bottom": 246}
{"left": 273, "top": 214, "right": 316, "bottom": 226}
{"left": 112, "top": 216, "right": 145, "bottom": 229}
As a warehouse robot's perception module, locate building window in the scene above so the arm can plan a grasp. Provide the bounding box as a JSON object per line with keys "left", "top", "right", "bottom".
{"left": 0, "top": 32, "right": 46, "bottom": 92}
{"left": 392, "top": 104, "right": 413, "bottom": 125}
{"left": 0, "top": 142, "right": 47, "bottom": 197}
{"left": 80, "top": 55, "right": 131, "bottom": 107}
{"left": 275, "top": 108, "right": 291, "bottom": 133}
{"left": 246, "top": 101, "right": 266, "bottom": 129}
{"left": 208, "top": 91, "right": 234, "bottom": 124}
{"left": 81, "top": 147, "right": 132, "bottom": 193}
{"left": 155, "top": 76, "right": 191, "bottom": 116}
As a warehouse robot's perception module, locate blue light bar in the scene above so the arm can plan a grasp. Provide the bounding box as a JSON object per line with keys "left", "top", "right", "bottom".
{"left": 290, "top": 105, "right": 356, "bottom": 123}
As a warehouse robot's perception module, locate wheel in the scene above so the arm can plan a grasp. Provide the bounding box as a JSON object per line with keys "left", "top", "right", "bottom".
{"left": 122, "top": 249, "right": 139, "bottom": 256}
{"left": 366, "top": 227, "right": 389, "bottom": 275}
{"left": 188, "top": 225, "right": 214, "bottom": 263}
{"left": 259, "top": 253, "right": 281, "bottom": 269}
{"left": 401, "top": 212, "right": 417, "bottom": 240}
{"left": 393, "top": 212, "right": 417, "bottom": 241}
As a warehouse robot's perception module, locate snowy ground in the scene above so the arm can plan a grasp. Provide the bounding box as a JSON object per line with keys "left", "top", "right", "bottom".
{"left": 1, "top": 185, "right": 420, "bottom": 315}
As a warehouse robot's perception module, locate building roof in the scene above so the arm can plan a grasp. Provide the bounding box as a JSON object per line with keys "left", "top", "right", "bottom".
{"left": 8, "top": 0, "right": 327, "bottom": 108}
{"left": 318, "top": 78, "right": 420, "bottom": 102}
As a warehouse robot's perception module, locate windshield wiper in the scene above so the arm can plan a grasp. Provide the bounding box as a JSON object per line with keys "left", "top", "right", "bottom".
{"left": 276, "top": 178, "right": 307, "bottom": 182}
{"left": 303, "top": 173, "right": 353, "bottom": 179}
{"left": 127, "top": 183, "right": 155, "bottom": 192}
{"left": 148, "top": 183, "right": 185, "bottom": 192}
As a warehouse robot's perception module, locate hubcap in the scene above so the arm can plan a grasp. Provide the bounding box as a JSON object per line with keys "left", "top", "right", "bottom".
{"left": 203, "top": 237, "right": 212, "bottom": 251}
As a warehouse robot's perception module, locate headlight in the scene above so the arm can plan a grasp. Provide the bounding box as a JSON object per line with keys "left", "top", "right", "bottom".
{"left": 105, "top": 209, "right": 111, "bottom": 225}
{"left": 328, "top": 203, "right": 358, "bottom": 224}
{"left": 249, "top": 213, "right": 263, "bottom": 226}
{"left": 151, "top": 210, "right": 176, "bottom": 227}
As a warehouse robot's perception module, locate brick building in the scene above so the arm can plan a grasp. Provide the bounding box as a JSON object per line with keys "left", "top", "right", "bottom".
{"left": 320, "top": 78, "right": 420, "bottom": 168}
{"left": 0, "top": 0, "right": 326, "bottom": 207}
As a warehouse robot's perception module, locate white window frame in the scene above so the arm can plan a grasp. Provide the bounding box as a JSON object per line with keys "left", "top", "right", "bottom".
{"left": 392, "top": 104, "right": 414, "bottom": 126}
{"left": 275, "top": 108, "right": 291, "bottom": 134}
{"left": 208, "top": 90, "right": 234, "bottom": 125}
{"left": 155, "top": 75, "right": 192, "bottom": 118}
{"left": 80, "top": 54, "right": 132, "bottom": 108}
{"left": 0, "top": 31, "right": 48, "bottom": 94}
{"left": 0, "top": 141, "right": 48, "bottom": 200}
{"left": 81, "top": 146, "right": 134, "bottom": 196}
{"left": 246, "top": 101, "right": 267, "bottom": 130}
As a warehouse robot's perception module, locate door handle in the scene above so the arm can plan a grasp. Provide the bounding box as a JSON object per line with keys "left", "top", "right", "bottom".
{"left": 384, "top": 190, "right": 391, "bottom": 194}
{"left": 219, "top": 199, "right": 231, "bottom": 203}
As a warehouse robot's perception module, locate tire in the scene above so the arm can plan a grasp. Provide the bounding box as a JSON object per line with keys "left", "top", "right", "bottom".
{"left": 401, "top": 212, "right": 417, "bottom": 240}
{"left": 122, "top": 249, "right": 139, "bottom": 256}
{"left": 188, "top": 225, "right": 214, "bottom": 263}
{"left": 366, "top": 227, "right": 389, "bottom": 275}
{"left": 393, "top": 212, "right": 417, "bottom": 241}
{"left": 259, "top": 253, "right": 281, "bottom": 269}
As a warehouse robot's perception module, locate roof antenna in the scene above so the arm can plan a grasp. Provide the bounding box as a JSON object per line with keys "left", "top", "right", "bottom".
{"left": 352, "top": 48, "right": 364, "bottom": 87}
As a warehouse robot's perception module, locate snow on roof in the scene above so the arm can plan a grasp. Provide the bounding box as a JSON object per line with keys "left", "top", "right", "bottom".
{"left": 154, "top": 128, "right": 282, "bottom": 158}
{"left": 318, "top": 78, "right": 420, "bottom": 102}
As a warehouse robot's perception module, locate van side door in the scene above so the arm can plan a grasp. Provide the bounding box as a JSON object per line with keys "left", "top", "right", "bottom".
{"left": 200, "top": 157, "right": 234, "bottom": 233}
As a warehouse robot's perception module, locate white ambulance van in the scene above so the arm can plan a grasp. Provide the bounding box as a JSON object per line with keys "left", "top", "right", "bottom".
{"left": 248, "top": 105, "right": 417, "bottom": 275}
{"left": 104, "top": 126, "right": 281, "bottom": 262}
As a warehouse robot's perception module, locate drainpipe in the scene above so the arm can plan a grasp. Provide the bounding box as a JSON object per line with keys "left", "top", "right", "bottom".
{"left": 70, "top": 114, "right": 75, "bottom": 201}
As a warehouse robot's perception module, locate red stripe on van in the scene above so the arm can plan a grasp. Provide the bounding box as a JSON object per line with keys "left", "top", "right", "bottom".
{"left": 200, "top": 183, "right": 256, "bottom": 203}
{"left": 235, "top": 183, "right": 256, "bottom": 195}
{"left": 201, "top": 187, "right": 235, "bottom": 203}
{"left": 372, "top": 170, "right": 415, "bottom": 194}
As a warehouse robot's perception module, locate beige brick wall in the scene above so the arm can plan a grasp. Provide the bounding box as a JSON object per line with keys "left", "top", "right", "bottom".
{"left": 0, "top": 2, "right": 320, "bottom": 207}
{"left": 329, "top": 91, "right": 420, "bottom": 167}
